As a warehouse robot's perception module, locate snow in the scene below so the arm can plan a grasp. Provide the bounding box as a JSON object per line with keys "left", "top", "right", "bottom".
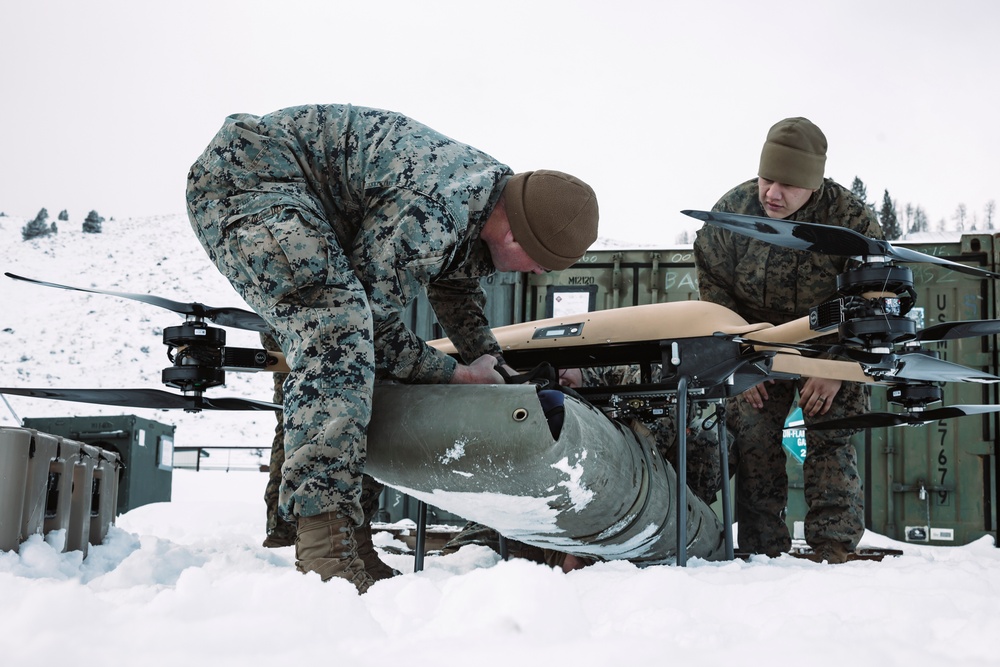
{"left": 3, "top": 212, "right": 1000, "bottom": 666}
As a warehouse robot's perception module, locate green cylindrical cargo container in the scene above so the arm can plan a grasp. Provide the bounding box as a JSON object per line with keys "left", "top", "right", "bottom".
{"left": 366, "top": 383, "right": 726, "bottom": 563}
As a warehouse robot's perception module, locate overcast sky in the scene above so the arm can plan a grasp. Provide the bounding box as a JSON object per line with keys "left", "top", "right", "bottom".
{"left": 3, "top": 0, "right": 997, "bottom": 245}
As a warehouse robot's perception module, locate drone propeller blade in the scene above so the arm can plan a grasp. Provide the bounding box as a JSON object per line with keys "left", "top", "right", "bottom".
{"left": 887, "top": 245, "right": 1000, "bottom": 279}
{"left": 681, "top": 210, "right": 1000, "bottom": 279}
{"left": 914, "top": 319, "right": 1000, "bottom": 343}
{"left": 0, "top": 387, "right": 279, "bottom": 411}
{"left": 4, "top": 272, "right": 270, "bottom": 333}
{"left": 891, "top": 354, "right": 1000, "bottom": 383}
{"left": 808, "top": 404, "right": 1000, "bottom": 430}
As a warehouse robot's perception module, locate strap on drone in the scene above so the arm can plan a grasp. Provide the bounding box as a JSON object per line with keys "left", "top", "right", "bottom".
{"left": 496, "top": 362, "right": 559, "bottom": 390}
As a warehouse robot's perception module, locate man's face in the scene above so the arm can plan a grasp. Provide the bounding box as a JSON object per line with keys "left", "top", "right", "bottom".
{"left": 757, "top": 177, "right": 815, "bottom": 219}
{"left": 493, "top": 242, "right": 549, "bottom": 274}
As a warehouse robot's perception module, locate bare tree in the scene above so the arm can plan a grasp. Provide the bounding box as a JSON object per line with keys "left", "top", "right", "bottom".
{"left": 953, "top": 204, "right": 967, "bottom": 231}
{"left": 911, "top": 206, "right": 929, "bottom": 234}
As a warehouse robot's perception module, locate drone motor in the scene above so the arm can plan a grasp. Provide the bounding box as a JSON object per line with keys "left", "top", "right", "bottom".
{"left": 162, "top": 322, "right": 227, "bottom": 393}
{"left": 887, "top": 383, "right": 944, "bottom": 411}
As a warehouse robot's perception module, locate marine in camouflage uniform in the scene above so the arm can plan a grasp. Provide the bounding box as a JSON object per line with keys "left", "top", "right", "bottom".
{"left": 186, "top": 104, "right": 598, "bottom": 591}
{"left": 693, "top": 118, "right": 883, "bottom": 562}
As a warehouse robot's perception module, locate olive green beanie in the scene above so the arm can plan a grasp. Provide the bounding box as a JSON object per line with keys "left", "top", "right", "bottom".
{"left": 758, "top": 117, "right": 827, "bottom": 189}
{"left": 504, "top": 170, "right": 599, "bottom": 270}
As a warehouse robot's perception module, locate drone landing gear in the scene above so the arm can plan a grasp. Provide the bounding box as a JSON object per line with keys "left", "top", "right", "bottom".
{"left": 675, "top": 377, "right": 735, "bottom": 565}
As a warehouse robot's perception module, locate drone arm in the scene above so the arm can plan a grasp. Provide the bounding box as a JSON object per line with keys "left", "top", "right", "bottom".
{"left": 219, "top": 348, "right": 291, "bottom": 374}
{"left": 742, "top": 316, "right": 819, "bottom": 346}
{"left": 771, "top": 353, "right": 871, "bottom": 383}
{"left": 259, "top": 351, "right": 290, "bottom": 374}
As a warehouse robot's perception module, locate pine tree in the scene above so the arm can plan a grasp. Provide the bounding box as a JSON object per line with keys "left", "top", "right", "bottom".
{"left": 83, "top": 210, "right": 105, "bottom": 234}
{"left": 58, "top": 209, "right": 69, "bottom": 221}
{"left": 850, "top": 176, "right": 877, "bottom": 215}
{"left": 21, "top": 207, "right": 57, "bottom": 240}
{"left": 850, "top": 177, "right": 868, "bottom": 204}
{"left": 985, "top": 200, "right": 995, "bottom": 230}
{"left": 879, "top": 190, "right": 902, "bottom": 240}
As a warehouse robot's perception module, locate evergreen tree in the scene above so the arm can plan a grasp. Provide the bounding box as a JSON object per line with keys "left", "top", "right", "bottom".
{"left": 850, "top": 177, "right": 868, "bottom": 204}
{"left": 878, "top": 190, "right": 902, "bottom": 240}
{"left": 850, "top": 176, "right": 877, "bottom": 215}
{"left": 58, "top": 209, "right": 69, "bottom": 221}
{"left": 985, "top": 200, "right": 996, "bottom": 230}
{"left": 21, "top": 207, "right": 57, "bottom": 240}
{"left": 83, "top": 210, "right": 105, "bottom": 234}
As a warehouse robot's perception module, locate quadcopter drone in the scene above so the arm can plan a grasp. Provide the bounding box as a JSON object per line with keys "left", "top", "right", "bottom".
{"left": 3, "top": 209, "right": 1000, "bottom": 432}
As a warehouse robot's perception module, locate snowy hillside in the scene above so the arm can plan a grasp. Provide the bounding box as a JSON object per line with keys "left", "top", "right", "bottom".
{"left": 0, "top": 212, "right": 277, "bottom": 467}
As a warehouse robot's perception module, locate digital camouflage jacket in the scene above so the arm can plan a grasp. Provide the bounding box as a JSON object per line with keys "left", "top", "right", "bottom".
{"left": 187, "top": 104, "right": 513, "bottom": 382}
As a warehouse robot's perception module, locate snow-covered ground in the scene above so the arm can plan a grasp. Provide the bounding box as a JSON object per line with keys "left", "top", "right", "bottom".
{"left": 2, "top": 212, "right": 1000, "bottom": 666}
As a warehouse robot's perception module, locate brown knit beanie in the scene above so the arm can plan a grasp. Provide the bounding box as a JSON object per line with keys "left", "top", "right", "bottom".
{"left": 504, "top": 170, "right": 599, "bottom": 271}
{"left": 758, "top": 117, "right": 827, "bottom": 189}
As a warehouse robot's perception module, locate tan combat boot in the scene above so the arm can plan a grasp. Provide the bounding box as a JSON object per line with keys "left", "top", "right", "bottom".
{"left": 295, "top": 512, "right": 374, "bottom": 593}
{"left": 354, "top": 523, "right": 400, "bottom": 581}
{"left": 803, "top": 542, "right": 851, "bottom": 564}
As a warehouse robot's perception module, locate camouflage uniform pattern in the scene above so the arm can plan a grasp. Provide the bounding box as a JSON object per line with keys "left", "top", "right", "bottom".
{"left": 260, "top": 330, "right": 389, "bottom": 547}
{"left": 187, "top": 105, "right": 510, "bottom": 524}
{"left": 580, "top": 365, "right": 723, "bottom": 505}
{"left": 694, "top": 177, "right": 883, "bottom": 555}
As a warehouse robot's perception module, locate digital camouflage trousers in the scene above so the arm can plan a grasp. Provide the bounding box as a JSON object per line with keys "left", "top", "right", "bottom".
{"left": 727, "top": 378, "right": 867, "bottom": 556}
{"left": 188, "top": 197, "right": 376, "bottom": 525}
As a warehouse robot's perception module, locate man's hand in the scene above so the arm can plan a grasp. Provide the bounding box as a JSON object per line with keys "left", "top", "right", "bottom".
{"left": 741, "top": 380, "right": 773, "bottom": 410}
{"left": 799, "top": 377, "right": 842, "bottom": 417}
{"left": 450, "top": 354, "right": 505, "bottom": 385}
